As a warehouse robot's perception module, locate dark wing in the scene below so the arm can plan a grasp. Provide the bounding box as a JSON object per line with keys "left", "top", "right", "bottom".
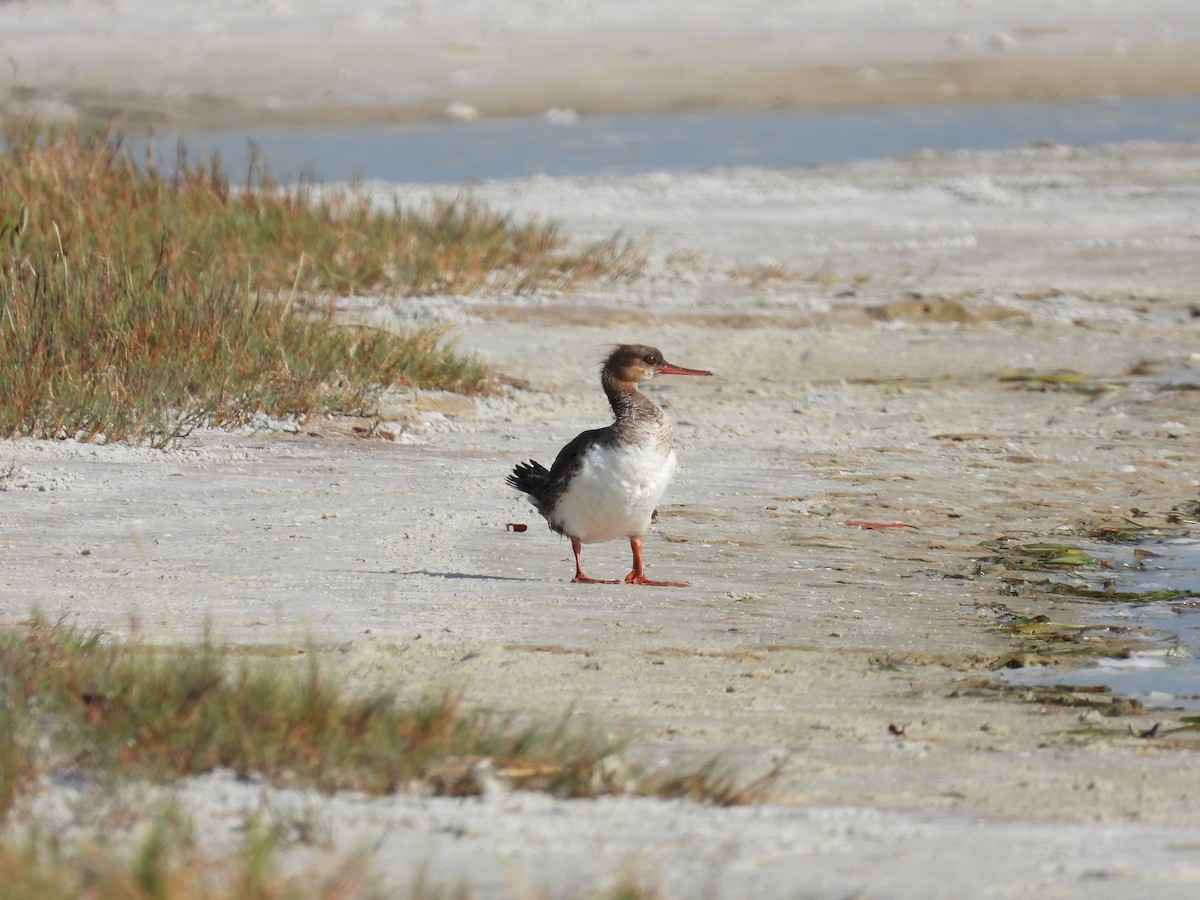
{"left": 547, "top": 426, "right": 609, "bottom": 482}
{"left": 507, "top": 426, "right": 611, "bottom": 528}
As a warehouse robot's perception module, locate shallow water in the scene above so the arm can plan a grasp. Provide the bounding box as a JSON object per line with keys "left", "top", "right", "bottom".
{"left": 1002, "top": 539, "right": 1200, "bottom": 711}
{"left": 125, "top": 95, "right": 1200, "bottom": 184}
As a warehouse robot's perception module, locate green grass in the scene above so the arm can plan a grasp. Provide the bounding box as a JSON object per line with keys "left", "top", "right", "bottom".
{"left": 0, "top": 128, "right": 637, "bottom": 444}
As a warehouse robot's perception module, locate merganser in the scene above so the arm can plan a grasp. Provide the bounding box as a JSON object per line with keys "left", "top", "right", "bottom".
{"left": 507, "top": 344, "right": 711, "bottom": 586}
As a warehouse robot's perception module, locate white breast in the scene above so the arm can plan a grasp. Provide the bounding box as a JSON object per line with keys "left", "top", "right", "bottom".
{"left": 552, "top": 442, "right": 678, "bottom": 544}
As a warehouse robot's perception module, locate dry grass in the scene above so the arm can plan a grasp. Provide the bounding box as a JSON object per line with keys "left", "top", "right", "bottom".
{"left": 0, "top": 702, "right": 34, "bottom": 820}
{"left": 1, "top": 128, "right": 635, "bottom": 298}
{"left": 0, "top": 619, "right": 764, "bottom": 897}
{"left": 0, "top": 619, "right": 770, "bottom": 820}
{"left": 0, "top": 816, "right": 663, "bottom": 899}
{"left": 0, "top": 620, "right": 608, "bottom": 800}
{"left": 0, "top": 128, "right": 637, "bottom": 444}
{"left": 727, "top": 257, "right": 870, "bottom": 290}
{"left": 0, "top": 248, "right": 488, "bottom": 444}
{"left": 0, "top": 809, "right": 381, "bottom": 900}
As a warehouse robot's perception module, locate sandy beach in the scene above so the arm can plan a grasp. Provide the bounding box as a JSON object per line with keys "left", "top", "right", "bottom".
{"left": 3, "top": 1, "right": 1200, "bottom": 896}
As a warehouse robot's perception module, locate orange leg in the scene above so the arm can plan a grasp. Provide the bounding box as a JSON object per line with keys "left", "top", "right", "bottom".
{"left": 571, "top": 537, "right": 617, "bottom": 584}
{"left": 624, "top": 537, "right": 688, "bottom": 587}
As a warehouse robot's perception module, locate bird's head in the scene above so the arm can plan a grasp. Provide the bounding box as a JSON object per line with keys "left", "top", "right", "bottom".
{"left": 602, "top": 344, "right": 712, "bottom": 389}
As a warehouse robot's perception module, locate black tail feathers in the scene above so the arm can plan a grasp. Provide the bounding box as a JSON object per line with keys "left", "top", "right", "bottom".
{"left": 507, "top": 459, "right": 550, "bottom": 501}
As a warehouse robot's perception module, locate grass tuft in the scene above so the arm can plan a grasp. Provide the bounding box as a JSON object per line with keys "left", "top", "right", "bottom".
{"left": 0, "top": 127, "right": 634, "bottom": 443}
{"left": 2, "top": 127, "right": 635, "bottom": 298}
{"left": 0, "top": 245, "right": 488, "bottom": 444}
{"left": 0, "top": 618, "right": 760, "bottom": 816}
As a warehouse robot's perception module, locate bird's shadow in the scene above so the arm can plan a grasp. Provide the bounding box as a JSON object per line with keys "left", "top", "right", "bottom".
{"left": 378, "top": 568, "right": 539, "bottom": 583}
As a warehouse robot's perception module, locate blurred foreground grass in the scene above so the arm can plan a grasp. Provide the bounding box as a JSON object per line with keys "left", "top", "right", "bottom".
{"left": 0, "top": 618, "right": 760, "bottom": 808}
{"left": 0, "top": 618, "right": 761, "bottom": 895}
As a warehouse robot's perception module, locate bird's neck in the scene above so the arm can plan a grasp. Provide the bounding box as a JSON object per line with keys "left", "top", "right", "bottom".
{"left": 602, "top": 377, "right": 672, "bottom": 448}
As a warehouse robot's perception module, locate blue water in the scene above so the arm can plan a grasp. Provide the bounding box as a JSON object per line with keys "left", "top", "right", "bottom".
{"left": 124, "top": 94, "right": 1200, "bottom": 184}
{"left": 1002, "top": 539, "right": 1200, "bottom": 712}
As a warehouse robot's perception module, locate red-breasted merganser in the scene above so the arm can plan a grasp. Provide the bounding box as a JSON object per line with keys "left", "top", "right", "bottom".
{"left": 508, "top": 344, "right": 712, "bottom": 586}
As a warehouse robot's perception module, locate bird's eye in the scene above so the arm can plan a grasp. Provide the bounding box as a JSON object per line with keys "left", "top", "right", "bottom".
{"left": 643, "top": 354, "right": 658, "bottom": 365}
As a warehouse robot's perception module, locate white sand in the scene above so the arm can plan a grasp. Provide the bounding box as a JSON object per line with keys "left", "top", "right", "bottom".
{"left": 3, "top": 1, "right": 1200, "bottom": 896}
{"left": 2, "top": 0, "right": 1199, "bottom": 125}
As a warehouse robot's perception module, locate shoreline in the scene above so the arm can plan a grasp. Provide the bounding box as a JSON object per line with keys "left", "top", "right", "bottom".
{"left": 9, "top": 57, "right": 1200, "bottom": 133}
